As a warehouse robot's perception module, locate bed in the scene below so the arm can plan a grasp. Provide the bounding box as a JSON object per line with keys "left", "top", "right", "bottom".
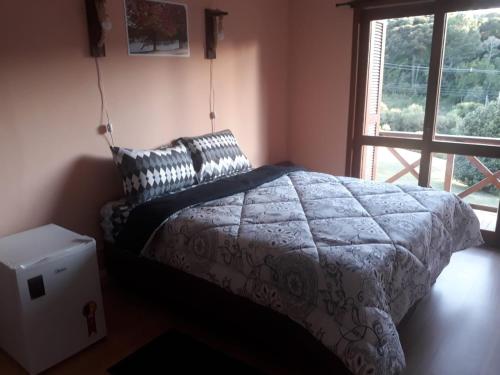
{"left": 103, "top": 164, "right": 483, "bottom": 375}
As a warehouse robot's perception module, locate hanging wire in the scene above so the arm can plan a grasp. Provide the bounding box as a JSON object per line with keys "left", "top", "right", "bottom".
{"left": 95, "top": 57, "right": 115, "bottom": 146}
{"left": 209, "top": 59, "right": 216, "bottom": 133}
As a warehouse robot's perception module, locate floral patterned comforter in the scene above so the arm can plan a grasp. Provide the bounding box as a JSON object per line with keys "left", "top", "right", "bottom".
{"left": 141, "top": 171, "right": 483, "bottom": 374}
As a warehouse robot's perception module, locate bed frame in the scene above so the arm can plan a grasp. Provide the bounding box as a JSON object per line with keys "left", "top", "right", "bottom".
{"left": 105, "top": 244, "right": 351, "bottom": 374}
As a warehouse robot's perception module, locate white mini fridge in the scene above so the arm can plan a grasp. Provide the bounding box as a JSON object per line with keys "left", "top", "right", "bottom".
{"left": 0, "top": 224, "right": 107, "bottom": 374}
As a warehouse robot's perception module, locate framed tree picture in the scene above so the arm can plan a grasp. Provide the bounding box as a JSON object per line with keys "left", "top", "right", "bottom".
{"left": 124, "top": 0, "right": 190, "bottom": 57}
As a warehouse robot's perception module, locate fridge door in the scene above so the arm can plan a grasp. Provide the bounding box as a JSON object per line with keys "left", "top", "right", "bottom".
{"left": 17, "top": 242, "right": 106, "bottom": 374}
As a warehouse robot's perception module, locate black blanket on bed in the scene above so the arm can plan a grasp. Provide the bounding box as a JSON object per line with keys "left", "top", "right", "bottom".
{"left": 116, "top": 165, "right": 302, "bottom": 253}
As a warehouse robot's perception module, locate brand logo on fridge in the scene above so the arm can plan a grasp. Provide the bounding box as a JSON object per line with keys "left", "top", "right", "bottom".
{"left": 54, "top": 267, "right": 67, "bottom": 274}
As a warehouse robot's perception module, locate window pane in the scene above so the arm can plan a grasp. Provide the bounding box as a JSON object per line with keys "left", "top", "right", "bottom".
{"left": 365, "top": 15, "right": 434, "bottom": 139}
{"left": 430, "top": 153, "right": 499, "bottom": 231}
{"left": 361, "top": 146, "right": 421, "bottom": 185}
{"left": 436, "top": 8, "right": 500, "bottom": 146}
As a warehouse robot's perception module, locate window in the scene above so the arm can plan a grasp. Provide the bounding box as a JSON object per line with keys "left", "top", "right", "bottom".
{"left": 347, "top": 0, "right": 500, "bottom": 245}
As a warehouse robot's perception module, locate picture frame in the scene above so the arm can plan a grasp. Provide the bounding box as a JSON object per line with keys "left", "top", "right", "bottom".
{"left": 124, "top": 0, "right": 190, "bottom": 57}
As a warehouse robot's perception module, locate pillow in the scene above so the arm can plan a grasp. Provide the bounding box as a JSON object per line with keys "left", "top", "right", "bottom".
{"left": 111, "top": 143, "right": 197, "bottom": 203}
{"left": 177, "top": 129, "right": 252, "bottom": 183}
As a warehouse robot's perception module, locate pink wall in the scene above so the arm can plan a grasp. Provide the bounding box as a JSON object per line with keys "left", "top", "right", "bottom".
{"left": 0, "top": 0, "right": 289, "bottom": 245}
{"left": 288, "top": 0, "right": 354, "bottom": 175}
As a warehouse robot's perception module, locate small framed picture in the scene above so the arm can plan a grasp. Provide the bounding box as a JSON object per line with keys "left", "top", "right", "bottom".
{"left": 124, "top": 0, "right": 190, "bottom": 57}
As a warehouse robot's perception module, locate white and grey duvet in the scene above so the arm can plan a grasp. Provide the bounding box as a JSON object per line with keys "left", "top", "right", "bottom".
{"left": 128, "top": 170, "right": 482, "bottom": 374}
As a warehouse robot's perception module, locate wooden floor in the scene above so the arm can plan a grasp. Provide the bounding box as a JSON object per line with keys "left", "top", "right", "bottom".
{"left": 399, "top": 246, "right": 500, "bottom": 375}
{"left": 0, "top": 246, "right": 499, "bottom": 375}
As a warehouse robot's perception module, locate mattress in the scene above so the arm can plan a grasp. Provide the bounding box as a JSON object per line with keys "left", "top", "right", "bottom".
{"left": 107, "top": 167, "right": 483, "bottom": 375}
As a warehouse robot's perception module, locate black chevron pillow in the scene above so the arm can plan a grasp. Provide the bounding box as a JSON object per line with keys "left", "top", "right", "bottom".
{"left": 177, "top": 129, "right": 252, "bottom": 183}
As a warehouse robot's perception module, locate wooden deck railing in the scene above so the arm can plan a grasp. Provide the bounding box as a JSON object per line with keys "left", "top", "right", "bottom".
{"left": 376, "top": 131, "right": 499, "bottom": 212}
{"left": 378, "top": 131, "right": 500, "bottom": 146}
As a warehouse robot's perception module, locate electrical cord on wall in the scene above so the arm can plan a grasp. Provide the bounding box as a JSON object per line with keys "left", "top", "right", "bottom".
{"left": 209, "top": 59, "right": 216, "bottom": 134}
{"left": 95, "top": 57, "right": 115, "bottom": 146}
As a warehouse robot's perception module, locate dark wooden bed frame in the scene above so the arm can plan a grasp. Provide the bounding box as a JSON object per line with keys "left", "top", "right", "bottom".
{"left": 105, "top": 244, "right": 351, "bottom": 374}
